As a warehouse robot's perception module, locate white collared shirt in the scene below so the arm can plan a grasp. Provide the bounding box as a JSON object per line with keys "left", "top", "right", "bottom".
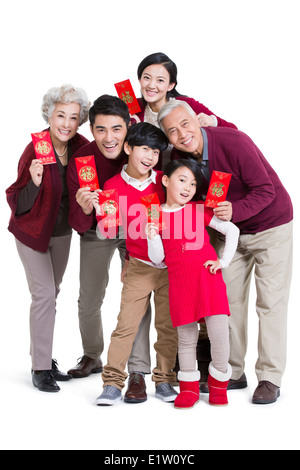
{"left": 121, "top": 164, "right": 157, "bottom": 191}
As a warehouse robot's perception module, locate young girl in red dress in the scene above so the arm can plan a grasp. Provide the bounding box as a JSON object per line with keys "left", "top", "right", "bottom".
{"left": 146, "top": 159, "right": 239, "bottom": 408}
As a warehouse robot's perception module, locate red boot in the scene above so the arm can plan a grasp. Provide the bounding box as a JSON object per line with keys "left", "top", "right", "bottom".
{"left": 208, "top": 363, "right": 232, "bottom": 406}
{"left": 174, "top": 371, "right": 200, "bottom": 409}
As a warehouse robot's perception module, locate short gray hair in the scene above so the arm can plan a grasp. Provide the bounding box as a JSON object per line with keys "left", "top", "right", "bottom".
{"left": 158, "top": 100, "right": 196, "bottom": 134}
{"left": 41, "top": 84, "right": 90, "bottom": 126}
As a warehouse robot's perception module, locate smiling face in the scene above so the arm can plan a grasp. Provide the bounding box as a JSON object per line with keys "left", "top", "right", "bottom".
{"left": 90, "top": 114, "right": 128, "bottom": 159}
{"left": 139, "top": 64, "right": 176, "bottom": 112}
{"left": 162, "top": 166, "right": 197, "bottom": 208}
{"left": 124, "top": 143, "right": 160, "bottom": 181}
{"left": 48, "top": 102, "right": 80, "bottom": 146}
{"left": 161, "top": 105, "right": 203, "bottom": 156}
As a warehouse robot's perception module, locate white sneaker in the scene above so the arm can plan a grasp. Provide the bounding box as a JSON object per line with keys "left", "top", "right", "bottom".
{"left": 155, "top": 383, "right": 178, "bottom": 402}
{"left": 96, "top": 385, "right": 122, "bottom": 406}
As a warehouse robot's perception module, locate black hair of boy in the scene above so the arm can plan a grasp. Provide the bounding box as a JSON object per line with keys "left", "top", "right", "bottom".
{"left": 125, "top": 122, "right": 169, "bottom": 153}
{"left": 89, "top": 94, "right": 131, "bottom": 128}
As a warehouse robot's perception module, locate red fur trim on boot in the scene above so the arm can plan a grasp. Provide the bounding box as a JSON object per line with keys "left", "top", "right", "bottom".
{"left": 174, "top": 380, "right": 200, "bottom": 409}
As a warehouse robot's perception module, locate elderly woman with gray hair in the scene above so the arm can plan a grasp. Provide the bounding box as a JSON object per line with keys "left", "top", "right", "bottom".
{"left": 6, "top": 84, "right": 90, "bottom": 392}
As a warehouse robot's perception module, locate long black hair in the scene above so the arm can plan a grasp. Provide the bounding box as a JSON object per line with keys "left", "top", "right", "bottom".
{"left": 163, "top": 159, "right": 203, "bottom": 201}
{"left": 137, "top": 52, "right": 184, "bottom": 101}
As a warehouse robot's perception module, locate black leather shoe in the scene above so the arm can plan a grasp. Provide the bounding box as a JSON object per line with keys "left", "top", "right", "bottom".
{"left": 51, "top": 359, "right": 72, "bottom": 381}
{"left": 32, "top": 370, "right": 60, "bottom": 393}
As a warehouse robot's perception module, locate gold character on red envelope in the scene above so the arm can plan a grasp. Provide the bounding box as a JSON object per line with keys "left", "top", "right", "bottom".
{"left": 121, "top": 91, "right": 134, "bottom": 105}
{"left": 75, "top": 155, "right": 100, "bottom": 191}
{"left": 31, "top": 130, "right": 56, "bottom": 165}
{"left": 205, "top": 171, "right": 232, "bottom": 208}
{"left": 102, "top": 200, "right": 118, "bottom": 216}
{"left": 98, "top": 189, "right": 121, "bottom": 229}
{"left": 35, "top": 141, "right": 52, "bottom": 156}
{"left": 210, "top": 182, "right": 225, "bottom": 198}
{"left": 79, "top": 166, "right": 96, "bottom": 183}
{"left": 114, "top": 79, "right": 141, "bottom": 115}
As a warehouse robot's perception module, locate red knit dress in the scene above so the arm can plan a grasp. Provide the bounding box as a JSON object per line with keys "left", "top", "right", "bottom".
{"left": 161, "top": 201, "right": 230, "bottom": 328}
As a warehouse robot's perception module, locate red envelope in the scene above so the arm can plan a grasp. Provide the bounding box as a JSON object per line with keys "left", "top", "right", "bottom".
{"left": 140, "top": 192, "right": 164, "bottom": 229}
{"left": 75, "top": 155, "right": 100, "bottom": 191}
{"left": 114, "top": 79, "right": 141, "bottom": 115}
{"left": 205, "top": 171, "right": 232, "bottom": 208}
{"left": 31, "top": 131, "right": 56, "bottom": 165}
{"left": 98, "top": 189, "right": 121, "bottom": 228}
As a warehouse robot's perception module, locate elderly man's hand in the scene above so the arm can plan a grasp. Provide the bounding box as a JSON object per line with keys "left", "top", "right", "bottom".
{"left": 213, "top": 201, "right": 233, "bottom": 221}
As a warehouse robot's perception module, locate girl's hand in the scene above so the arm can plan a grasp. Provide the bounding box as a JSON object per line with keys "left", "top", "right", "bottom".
{"left": 197, "top": 113, "right": 217, "bottom": 127}
{"left": 145, "top": 223, "right": 159, "bottom": 240}
{"left": 29, "top": 159, "right": 44, "bottom": 187}
{"left": 204, "top": 259, "right": 222, "bottom": 274}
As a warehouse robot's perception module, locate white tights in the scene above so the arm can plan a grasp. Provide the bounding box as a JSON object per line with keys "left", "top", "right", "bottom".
{"left": 177, "top": 315, "right": 229, "bottom": 375}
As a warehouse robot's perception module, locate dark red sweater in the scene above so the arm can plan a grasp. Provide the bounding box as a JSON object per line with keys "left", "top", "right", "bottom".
{"left": 173, "top": 127, "right": 293, "bottom": 234}
{"left": 67, "top": 140, "right": 128, "bottom": 234}
{"left": 6, "top": 132, "right": 89, "bottom": 252}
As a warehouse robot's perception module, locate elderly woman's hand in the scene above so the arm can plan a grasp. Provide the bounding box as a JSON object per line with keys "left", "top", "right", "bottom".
{"left": 29, "top": 159, "right": 44, "bottom": 187}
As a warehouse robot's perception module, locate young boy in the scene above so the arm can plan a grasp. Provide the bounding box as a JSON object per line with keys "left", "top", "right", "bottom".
{"left": 95, "top": 122, "right": 178, "bottom": 405}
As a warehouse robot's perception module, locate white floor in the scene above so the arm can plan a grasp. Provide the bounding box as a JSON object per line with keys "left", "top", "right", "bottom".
{"left": 1, "top": 238, "right": 299, "bottom": 451}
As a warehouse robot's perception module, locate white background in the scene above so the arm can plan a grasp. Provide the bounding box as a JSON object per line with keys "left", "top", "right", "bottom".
{"left": 0, "top": 0, "right": 299, "bottom": 451}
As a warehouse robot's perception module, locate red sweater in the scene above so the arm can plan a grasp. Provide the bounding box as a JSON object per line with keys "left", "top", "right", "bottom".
{"left": 103, "top": 171, "right": 165, "bottom": 262}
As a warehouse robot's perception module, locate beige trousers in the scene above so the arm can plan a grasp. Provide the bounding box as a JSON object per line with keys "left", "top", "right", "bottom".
{"left": 215, "top": 221, "right": 293, "bottom": 387}
{"left": 16, "top": 235, "right": 72, "bottom": 370}
{"left": 102, "top": 258, "right": 178, "bottom": 390}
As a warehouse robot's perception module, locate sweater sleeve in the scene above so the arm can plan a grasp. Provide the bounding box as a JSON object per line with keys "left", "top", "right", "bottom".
{"left": 16, "top": 179, "right": 41, "bottom": 215}
{"left": 177, "top": 96, "right": 237, "bottom": 129}
{"left": 208, "top": 216, "right": 240, "bottom": 268}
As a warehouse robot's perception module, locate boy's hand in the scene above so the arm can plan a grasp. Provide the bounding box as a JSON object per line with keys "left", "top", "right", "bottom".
{"left": 145, "top": 223, "right": 159, "bottom": 240}
{"left": 203, "top": 259, "right": 222, "bottom": 274}
{"left": 121, "top": 259, "right": 130, "bottom": 283}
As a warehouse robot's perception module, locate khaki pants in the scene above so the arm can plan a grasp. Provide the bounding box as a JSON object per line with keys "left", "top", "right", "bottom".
{"left": 215, "top": 221, "right": 293, "bottom": 387}
{"left": 79, "top": 230, "right": 152, "bottom": 373}
{"left": 102, "top": 258, "right": 178, "bottom": 390}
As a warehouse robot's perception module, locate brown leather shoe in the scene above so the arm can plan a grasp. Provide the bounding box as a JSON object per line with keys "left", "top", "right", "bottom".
{"left": 252, "top": 381, "right": 280, "bottom": 404}
{"left": 124, "top": 373, "right": 147, "bottom": 403}
{"left": 227, "top": 373, "right": 248, "bottom": 390}
{"left": 68, "top": 355, "right": 103, "bottom": 378}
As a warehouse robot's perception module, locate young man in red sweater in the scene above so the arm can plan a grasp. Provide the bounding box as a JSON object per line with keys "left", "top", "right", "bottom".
{"left": 96, "top": 123, "right": 178, "bottom": 405}
{"left": 67, "top": 96, "right": 153, "bottom": 400}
